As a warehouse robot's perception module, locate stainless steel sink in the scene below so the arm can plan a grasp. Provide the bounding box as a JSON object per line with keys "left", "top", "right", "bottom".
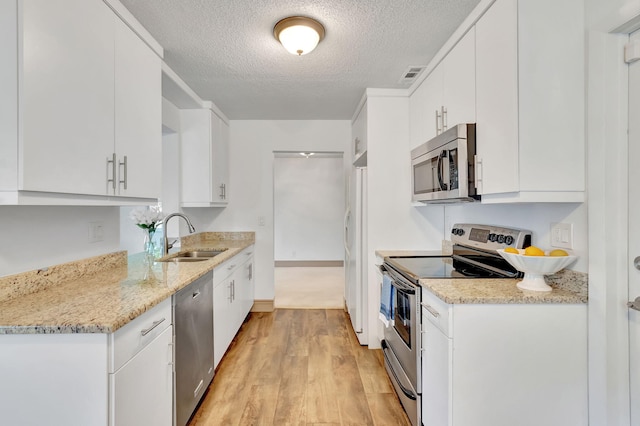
{"left": 178, "top": 250, "right": 226, "bottom": 258}
{"left": 160, "top": 249, "right": 227, "bottom": 263}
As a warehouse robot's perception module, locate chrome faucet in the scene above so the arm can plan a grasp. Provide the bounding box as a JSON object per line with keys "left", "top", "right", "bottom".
{"left": 162, "top": 213, "right": 196, "bottom": 256}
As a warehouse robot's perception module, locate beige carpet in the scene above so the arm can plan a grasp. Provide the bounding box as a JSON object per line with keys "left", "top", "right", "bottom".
{"left": 274, "top": 267, "right": 345, "bottom": 309}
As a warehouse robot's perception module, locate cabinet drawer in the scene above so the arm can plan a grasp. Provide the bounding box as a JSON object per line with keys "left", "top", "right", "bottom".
{"left": 110, "top": 298, "right": 171, "bottom": 373}
{"left": 421, "top": 289, "right": 452, "bottom": 337}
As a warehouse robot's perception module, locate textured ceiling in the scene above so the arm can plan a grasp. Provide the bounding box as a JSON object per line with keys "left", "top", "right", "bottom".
{"left": 119, "top": 0, "right": 481, "bottom": 119}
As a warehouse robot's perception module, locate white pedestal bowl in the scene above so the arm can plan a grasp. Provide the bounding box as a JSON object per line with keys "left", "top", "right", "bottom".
{"left": 496, "top": 249, "right": 577, "bottom": 292}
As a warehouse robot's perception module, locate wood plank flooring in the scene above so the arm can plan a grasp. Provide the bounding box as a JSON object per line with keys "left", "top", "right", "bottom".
{"left": 188, "top": 309, "right": 411, "bottom": 426}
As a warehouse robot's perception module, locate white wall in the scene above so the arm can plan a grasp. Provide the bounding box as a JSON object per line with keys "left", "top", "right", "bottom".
{"left": 442, "top": 202, "right": 588, "bottom": 272}
{"left": 0, "top": 206, "right": 120, "bottom": 276}
{"left": 183, "top": 120, "right": 351, "bottom": 301}
{"left": 273, "top": 155, "right": 344, "bottom": 261}
{"left": 364, "top": 92, "right": 447, "bottom": 347}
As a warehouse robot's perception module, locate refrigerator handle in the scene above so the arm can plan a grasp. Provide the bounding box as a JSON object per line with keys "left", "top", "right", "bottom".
{"left": 344, "top": 207, "right": 351, "bottom": 256}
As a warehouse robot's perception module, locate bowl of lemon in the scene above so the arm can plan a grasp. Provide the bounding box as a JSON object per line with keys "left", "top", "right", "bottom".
{"left": 496, "top": 246, "right": 577, "bottom": 292}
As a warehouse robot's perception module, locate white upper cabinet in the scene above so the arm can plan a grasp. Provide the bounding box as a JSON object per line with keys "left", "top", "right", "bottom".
{"left": 114, "top": 17, "right": 162, "bottom": 199}
{"left": 0, "top": 0, "right": 162, "bottom": 205}
{"left": 475, "top": 0, "right": 585, "bottom": 202}
{"left": 409, "top": 28, "right": 476, "bottom": 147}
{"left": 181, "top": 108, "right": 230, "bottom": 207}
{"left": 20, "top": 0, "right": 115, "bottom": 197}
{"left": 441, "top": 28, "right": 476, "bottom": 132}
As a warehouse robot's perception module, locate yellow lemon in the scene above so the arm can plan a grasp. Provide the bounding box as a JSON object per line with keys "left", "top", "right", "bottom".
{"left": 504, "top": 247, "right": 519, "bottom": 254}
{"left": 549, "top": 249, "right": 569, "bottom": 257}
{"left": 524, "top": 246, "right": 545, "bottom": 256}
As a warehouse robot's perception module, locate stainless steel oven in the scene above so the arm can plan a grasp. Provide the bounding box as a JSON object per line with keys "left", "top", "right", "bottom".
{"left": 380, "top": 264, "right": 421, "bottom": 426}
{"left": 380, "top": 223, "right": 532, "bottom": 426}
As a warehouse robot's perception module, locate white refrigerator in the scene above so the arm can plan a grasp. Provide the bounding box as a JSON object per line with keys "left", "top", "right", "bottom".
{"left": 344, "top": 166, "right": 367, "bottom": 345}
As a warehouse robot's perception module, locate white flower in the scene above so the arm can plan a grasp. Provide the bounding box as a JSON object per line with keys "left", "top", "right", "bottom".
{"left": 130, "top": 207, "right": 164, "bottom": 231}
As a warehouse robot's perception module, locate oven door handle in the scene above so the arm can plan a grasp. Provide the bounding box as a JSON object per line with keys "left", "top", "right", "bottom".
{"left": 437, "top": 149, "right": 448, "bottom": 191}
{"left": 382, "top": 265, "right": 417, "bottom": 294}
{"left": 381, "top": 340, "right": 417, "bottom": 401}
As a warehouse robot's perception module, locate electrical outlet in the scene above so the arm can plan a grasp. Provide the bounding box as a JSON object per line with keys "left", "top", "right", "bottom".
{"left": 258, "top": 216, "right": 265, "bottom": 226}
{"left": 88, "top": 221, "right": 104, "bottom": 243}
{"left": 551, "top": 222, "right": 573, "bottom": 249}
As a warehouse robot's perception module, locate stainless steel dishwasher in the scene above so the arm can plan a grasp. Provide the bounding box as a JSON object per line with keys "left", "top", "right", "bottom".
{"left": 173, "top": 271, "right": 214, "bottom": 426}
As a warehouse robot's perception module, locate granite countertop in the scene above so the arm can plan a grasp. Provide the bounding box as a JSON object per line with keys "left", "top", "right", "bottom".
{"left": 377, "top": 248, "right": 588, "bottom": 305}
{"left": 0, "top": 232, "right": 255, "bottom": 335}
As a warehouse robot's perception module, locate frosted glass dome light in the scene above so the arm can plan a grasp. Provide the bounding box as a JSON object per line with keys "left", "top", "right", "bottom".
{"left": 274, "top": 16, "right": 325, "bottom": 56}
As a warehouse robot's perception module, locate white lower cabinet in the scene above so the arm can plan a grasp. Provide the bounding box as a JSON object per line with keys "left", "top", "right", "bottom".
{"left": 110, "top": 326, "right": 173, "bottom": 426}
{"left": 0, "top": 297, "right": 173, "bottom": 426}
{"left": 213, "top": 247, "right": 255, "bottom": 368}
{"left": 421, "top": 289, "right": 588, "bottom": 426}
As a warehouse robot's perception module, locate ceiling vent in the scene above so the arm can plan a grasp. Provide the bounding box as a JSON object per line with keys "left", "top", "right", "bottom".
{"left": 399, "top": 66, "right": 426, "bottom": 84}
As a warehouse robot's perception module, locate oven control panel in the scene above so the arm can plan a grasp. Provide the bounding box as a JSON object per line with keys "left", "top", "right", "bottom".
{"left": 450, "top": 223, "right": 532, "bottom": 251}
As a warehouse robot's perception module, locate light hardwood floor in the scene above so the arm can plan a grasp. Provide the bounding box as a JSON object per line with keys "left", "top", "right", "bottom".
{"left": 189, "top": 309, "right": 411, "bottom": 426}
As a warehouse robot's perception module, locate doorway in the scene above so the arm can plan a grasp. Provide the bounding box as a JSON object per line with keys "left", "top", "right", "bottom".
{"left": 272, "top": 152, "right": 345, "bottom": 309}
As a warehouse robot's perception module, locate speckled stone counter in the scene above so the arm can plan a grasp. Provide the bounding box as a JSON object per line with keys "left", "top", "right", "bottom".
{"left": 0, "top": 232, "right": 255, "bottom": 334}
{"left": 376, "top": 249, "right": 588, "bottom": 304}
{"left": 420, "top": 269, "right": 587, "bottom": 304}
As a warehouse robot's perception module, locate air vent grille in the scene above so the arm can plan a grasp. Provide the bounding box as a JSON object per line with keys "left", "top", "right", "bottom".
{"left": 399, "top": 66, "right": 426, "bottom": 84}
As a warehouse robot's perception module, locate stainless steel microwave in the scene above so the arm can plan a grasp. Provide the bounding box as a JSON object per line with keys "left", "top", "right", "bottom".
{"left": 411, "top": 123, "right": 479, "bottom": 203}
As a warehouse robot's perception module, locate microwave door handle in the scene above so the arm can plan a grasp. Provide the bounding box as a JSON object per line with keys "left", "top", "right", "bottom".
{"left": 437, "top": 150, "right": 448, "bottom": 191}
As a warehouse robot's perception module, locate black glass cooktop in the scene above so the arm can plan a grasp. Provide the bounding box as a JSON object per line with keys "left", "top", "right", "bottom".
{"left": 385, "top": 254, "right": 518, "bottom": 284}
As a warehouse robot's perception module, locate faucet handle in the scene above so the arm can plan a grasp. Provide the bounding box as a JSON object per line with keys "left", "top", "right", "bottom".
{"left": 167, "top": 239, "right": 178, "bottom": 250}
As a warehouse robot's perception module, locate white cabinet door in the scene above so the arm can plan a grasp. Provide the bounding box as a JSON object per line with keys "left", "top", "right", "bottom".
{"left": 441, "top": 28, "right": 476, "bottom": 130}
{"left": 211, "top": 114, "right": 230, "bottom": 203}
{"left": 21, "top": 0, "right": 114, "bottom": 196}
{"left": 181, "top": 109, "right": 229, "bottom": 207}
{"left": 111, "top": 326, "right": 173, "bottom": 426}
{"left": 421, "top": 314, "right": 452, "bottom": 426}
{"left": 213, "top": 275, "right": 233, "bottom": 368}
{"left": 474, "top": 0, "right": 584, "bottom": 201}
{"left": 114, "top": 18, "right": 161, "bottom": 198}
{"left": 475, "top": 0, "right": 519, "bottom": 195}
{"left": 419, "top": 64, "right": 444, "bottom": 142}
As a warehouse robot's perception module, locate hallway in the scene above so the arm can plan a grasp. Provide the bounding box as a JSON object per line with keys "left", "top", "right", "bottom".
{"left": 274, "top": 267, "right": 345, "bottom": 309}
{"left": 188, "top": 309, "right": 410, "bottom": 425}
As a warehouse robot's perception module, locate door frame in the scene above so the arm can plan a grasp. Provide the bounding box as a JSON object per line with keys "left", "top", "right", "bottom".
{"left": 587, "top": 11, "right": 640, "bottom": 426}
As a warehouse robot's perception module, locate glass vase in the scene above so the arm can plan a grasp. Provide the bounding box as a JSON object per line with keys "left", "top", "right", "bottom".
{"left": 144, "top": 229, "right": 158, "bottom": 262}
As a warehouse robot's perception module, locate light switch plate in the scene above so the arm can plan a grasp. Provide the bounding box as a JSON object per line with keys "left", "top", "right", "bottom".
{"left": 88, "top": 221, "right": 104, "bottom": 243}
{"left": 551, "top": 222, "right": 573, "bottom": 249}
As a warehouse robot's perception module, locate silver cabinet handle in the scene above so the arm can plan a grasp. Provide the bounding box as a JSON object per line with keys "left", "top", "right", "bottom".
{"left": 228, "top": 282, "right": 233, "bottom": 302}
{"left": 141, "top": 317, "right": 165, "bottom": 336}
{"left": 192, "top": 291, "right": 200, "bottom": 299}
{"left": 441, "top": 106, "right": 448, "bottom": 131}
{"left": 435, "top": 109, "right": 441, "bottom": 135}
{"left": 628, "top": 297, "right": 640, "bottom": 312}
{"left": 118, "top": 155, "right": 127, "bottom": 190}
{"left": 219, "top": 183, "right": 225, "bottom": 199}
{"left": 421, "top": 302, "right": 440, "bottom": 318}
{"left": 474, "top": 155, "right": 483, "bottom": 192}
{"left": 106, "top": 153, "right": 116, "bottom": 192}
{"left": 227, "top": 264, "right": 236, "bottom": 271}
{"left": 248, "top": 264, "right": 253, "bottom": 280}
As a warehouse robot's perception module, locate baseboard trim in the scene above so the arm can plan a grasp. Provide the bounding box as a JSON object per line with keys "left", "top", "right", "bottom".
{"left": 274, "top": 260, "right": 344, "bottom": 267}
{"left": 251, "top": 299, "right": 275, "bottom": 312}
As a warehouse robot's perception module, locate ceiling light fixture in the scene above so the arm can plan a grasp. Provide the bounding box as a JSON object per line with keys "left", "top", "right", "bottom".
{"left": 300, "top": 152, "right": 315, "bottom": 158}
{"left": 274, "top": 16, "right": 325, "bottom": 56}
